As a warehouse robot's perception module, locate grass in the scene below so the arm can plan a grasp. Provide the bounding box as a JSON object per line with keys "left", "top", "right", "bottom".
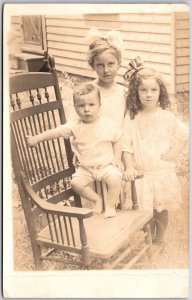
{"left": 12, "top": 72, "right": 189, "bottom": 271}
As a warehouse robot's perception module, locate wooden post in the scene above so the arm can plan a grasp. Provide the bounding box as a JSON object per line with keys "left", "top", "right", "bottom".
{"left": 78, "top": 219, "right": 90, "bottom": 267}
{"left": 20, "top": 174, "right": 43, "bottom": 270}
{"left": 131, "top": 180, "right": 138, "bottom": 210}
{"left": 143, "top": 223, "right": 152, "bottom": 262}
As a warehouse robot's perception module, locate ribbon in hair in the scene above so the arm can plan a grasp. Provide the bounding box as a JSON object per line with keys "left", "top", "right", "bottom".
{"left": 123, "top": 56, "right": 144, "bottom": 81}
{"left": 85, "top": 26, "right": 124, "bottom": 52}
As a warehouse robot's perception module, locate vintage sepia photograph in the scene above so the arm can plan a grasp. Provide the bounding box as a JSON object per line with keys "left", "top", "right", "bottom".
{"left": 3, "top": 3, "right": 190, "bottom": 298}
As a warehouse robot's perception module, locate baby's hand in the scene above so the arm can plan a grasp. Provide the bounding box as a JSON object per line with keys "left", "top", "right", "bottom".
{"left": 123, "top": 168, "right": 138, "bottom": 182}
{"left": 26, "top": 135, "right": 38, "bottom": 147}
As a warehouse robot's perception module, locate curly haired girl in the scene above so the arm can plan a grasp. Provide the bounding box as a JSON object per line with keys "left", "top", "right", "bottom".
{"left": 122, "top": 57, "right": 188, "bottom": 245}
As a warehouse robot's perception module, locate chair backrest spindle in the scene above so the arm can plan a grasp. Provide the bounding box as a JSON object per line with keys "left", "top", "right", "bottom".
{"left": 10, "top": 56, "right": 81, "bottom": 210}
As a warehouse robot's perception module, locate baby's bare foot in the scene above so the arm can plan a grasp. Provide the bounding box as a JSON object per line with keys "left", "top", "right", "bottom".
{"left": 104, "top": 208, "right": 116, "bottom": 219}
{"left": 93, "top": 199, "right": 102, "bottom": 214}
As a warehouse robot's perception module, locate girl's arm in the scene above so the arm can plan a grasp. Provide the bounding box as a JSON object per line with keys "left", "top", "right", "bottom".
{"left": 122, "top": 152, "right": 138, "bottom": 181}
{"left": 161, "top": 139, "right": 188, "bottom": 162}
{"left": 112, "top": 138, "right": 123, "bottom": 170}
{"left": 161, "top": 116, "right": 188, "bottom": 161}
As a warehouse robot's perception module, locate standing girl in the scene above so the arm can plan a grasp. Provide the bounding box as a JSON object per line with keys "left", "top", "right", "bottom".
{"left": 86, "top": 27, "right": 126, "bottom": 128}
{"left": 70, "top": 27, "right": 128, "bottom": 213}
{"left": 122, "top": 57, "right": 188, "bottom": 245}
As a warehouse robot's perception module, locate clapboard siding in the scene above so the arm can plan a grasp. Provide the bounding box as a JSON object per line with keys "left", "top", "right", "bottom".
{"left": 9, "top": 17, "right": 23, "bottom": 70}
{"left": 9, "top": 11, "right": 189, "bottom": 95}
{"left": 47, "top": 27, "right": 171, "bottom": 44}
{"left": 48, "top": 13, "right": 172, "bottom": 23}
{"left": 46, "top": 13, "right": 175, "bottom": 92}
{"left": 46, "top": 18, "right": 171, "bottom": 34}
{"left": 175, "top": 12, "right": 190, "bottom": 92}
{"left": 10, "top": 16, "right": 23, "bottom": 49}
{"left": 47, "top": 33, "right": 171, "bottom": 54}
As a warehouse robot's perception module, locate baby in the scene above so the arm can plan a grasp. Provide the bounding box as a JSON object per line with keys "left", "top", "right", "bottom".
{"left": 26, "top": 83, "right": 123, "bottom": 218}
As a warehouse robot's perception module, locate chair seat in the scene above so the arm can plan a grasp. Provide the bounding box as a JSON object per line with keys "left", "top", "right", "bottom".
{"left": 38, "top": 210, "right": 152, "bottom": 260}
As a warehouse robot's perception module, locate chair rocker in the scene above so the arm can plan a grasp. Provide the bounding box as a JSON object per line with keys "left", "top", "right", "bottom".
{"left": 10, "top": 56, "right": 152, "bottom": 270}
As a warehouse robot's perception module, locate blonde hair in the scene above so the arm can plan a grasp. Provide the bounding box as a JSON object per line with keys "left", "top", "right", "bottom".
{"left": 88, "top": 38, "right": 122, "bottom": 69}
{"left": 73, "top": 83, "right": 100, "bottom": 103}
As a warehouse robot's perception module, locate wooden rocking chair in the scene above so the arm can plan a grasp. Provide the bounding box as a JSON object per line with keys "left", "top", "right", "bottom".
{"left": 10, "top": 56, "right": 152, "bottom": 270}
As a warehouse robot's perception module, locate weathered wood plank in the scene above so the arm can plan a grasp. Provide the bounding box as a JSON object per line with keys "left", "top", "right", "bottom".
{"left": 176, "top": 65, "right": 190, "bottom": 75}
{"left": 11, "top": 16, "right": 21, "bottom": 24}
{"left": 48, "top": 47, "right": 87, "bottom": 60}
{"left": 46, "top": 26, "right": 88, "bottom": 37}
{"left": 176, "top": 29, "right": 189, "bottom": 39}
{"left": 124, "top": 41, "right": 171, "bottom": 53}
{"left": 176, "top": 56, "right": 190, "bottom": 65}
{"left": 176, "top": 39, "right": 190, "bottom": 48}
{"left": 176, "top": 48, "right": 190, "bottom": 57}
{"left": 176, "top": 83, "right": 189, "bottom": 92}
{"left": 47, "top": 13, "right": 171, "bottom": 23}
{"left": 47, "top": 27, "right": 171, "bottom": 44}
{"left": 46, "top": 18, "right": 171, "bottom": 34}
{"left": 48, "top": 41, "right": 88, "bottom": 53}
{"left": 46, "top": 18, "right": 120, "bottom": 29}
{"left": 175, "top": 20, "right": 190, "bottom": 30}
{"left": 175, "top": 12, "right": 190, "bottom": 20}
{"left": 120, "top": 13, "right": 172, "bottom": 23}
{"left": 122, "top": 31, "right": 170, "bottom": 44}
{"left": 47, "top": 38, "right": 171, "bottom": 54}
{"left": 176, "top": 74, "right": 189, "bottom": 84}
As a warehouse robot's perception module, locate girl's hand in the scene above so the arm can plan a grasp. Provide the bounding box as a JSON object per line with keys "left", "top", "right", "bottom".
{"left": 161, "top": 151, "right": 177, "bottom": 162}
{"left": 72, "top": 154, "right": 80, "bottom": 168}
{"left": 123, "top": 168, "right": 138, "bottom": 181}
{"left": 26, "top": 135, "right": 38, "bottom": 147}
{"left": 115, "top": 160, "right": 124, "bottom": 172}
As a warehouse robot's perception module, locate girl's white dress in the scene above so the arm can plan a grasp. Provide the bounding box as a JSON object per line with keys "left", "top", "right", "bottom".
{"left": 122, "top": 107, "right": 188, "bottom": 212}
{"left": 94, "top": 82, "right": 126, "bottom": 127}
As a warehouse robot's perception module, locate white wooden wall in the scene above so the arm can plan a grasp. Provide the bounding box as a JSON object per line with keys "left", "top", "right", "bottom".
{"left": 46, "top": 13, "right": 174, "bottom": 92}
{"left": 10, "top": 16, "right": 22, "bottom": 51}
{"left": 175, "top": 12, "right": 190, "bottom": 93}
{"left": 10, "top": 12, "right": 190, "bottom": 94}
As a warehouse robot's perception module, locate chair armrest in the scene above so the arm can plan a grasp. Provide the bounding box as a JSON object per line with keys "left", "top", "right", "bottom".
{"left": 20, "top": 171, "right": 94, "bottom": 219}
{"left": 41, "top": 201, "right": 94, "bottom": 219}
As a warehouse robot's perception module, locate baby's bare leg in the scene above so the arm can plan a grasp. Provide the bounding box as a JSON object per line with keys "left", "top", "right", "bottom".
{"left": 104, "top": 175, "right": 121, "bottom": 218}
{"left": 71, "top": 177, "right": 102, "bottom": 214}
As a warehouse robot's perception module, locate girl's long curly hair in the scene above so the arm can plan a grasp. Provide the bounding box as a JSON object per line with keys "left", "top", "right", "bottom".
{"left": 126, "top": 68, "right": 171, "bottom": 119}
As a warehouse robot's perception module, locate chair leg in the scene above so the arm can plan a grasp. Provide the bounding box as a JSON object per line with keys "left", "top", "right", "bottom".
{"left": 31, "top": 243, "right": 43, "bottom": 270}
{"left": 103, "top": 259, "right": 111, "bottom": 269}
{"left": 34, "top": 257, "right": 43, "bottom": 270}
{"left": 143, "top": 223, "right": 152, "bottom": 261}
{"left": 82, "top": 246, "right": 91, "bottom": 267}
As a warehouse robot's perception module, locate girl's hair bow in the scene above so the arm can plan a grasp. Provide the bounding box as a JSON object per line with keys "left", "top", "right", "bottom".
{"left": 85, "top": 26, "right": 124, "bottom": 52}
{"left": 123, "top": 56, "right": 144, "bottom": 82}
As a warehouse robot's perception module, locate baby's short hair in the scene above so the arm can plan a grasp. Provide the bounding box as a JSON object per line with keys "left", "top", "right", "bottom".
{"left": 73, "top": 83, "right": 100, "bottom": 103}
